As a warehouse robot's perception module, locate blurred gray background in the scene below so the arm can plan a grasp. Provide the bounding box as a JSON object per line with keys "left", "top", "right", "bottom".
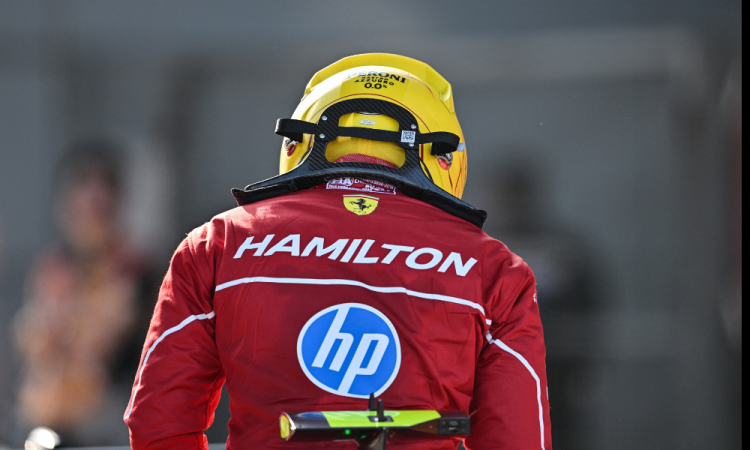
{"left": 0, "top": 1, "right": 741, "bottom": 449}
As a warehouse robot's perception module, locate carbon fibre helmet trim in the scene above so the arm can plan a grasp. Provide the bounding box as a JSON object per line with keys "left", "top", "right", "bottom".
{"left": 232, "top": 98, "right": 487, "bottom": 228}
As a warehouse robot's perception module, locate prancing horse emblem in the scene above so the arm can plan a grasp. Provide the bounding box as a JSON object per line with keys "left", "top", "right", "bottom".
{"left": 343, "top": 195, "right": 379, "bottom": 216}
{"left": 350, "top": 198, "right": 371, "bottom": 211}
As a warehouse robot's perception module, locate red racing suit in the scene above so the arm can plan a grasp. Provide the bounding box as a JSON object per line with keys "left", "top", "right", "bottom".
{"left": 124, "top": 179, "right": 552, "bottom": 450}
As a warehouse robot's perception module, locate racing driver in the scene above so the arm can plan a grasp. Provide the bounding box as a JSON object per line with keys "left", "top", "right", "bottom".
{"left": 124, "top": 53, "right": 552, "bottom": 450}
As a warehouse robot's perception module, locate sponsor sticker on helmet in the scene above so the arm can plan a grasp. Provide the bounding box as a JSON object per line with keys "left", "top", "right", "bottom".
{"left": 284, "top": 138, "right": 298, "bottom": 157}
{"left": 437, "top": 152, "right": 453, "bottom": 170}
{"left": 358, "top": 118, "right": 377, "bottom": 126}
{"left": 343, "top": 195, "right": 379, "bottom": 215}
{"left": 297, "top": 303, "right": 401, "bottom": 398}
{"left": 346, "top": 71, "right": 406, "bottom": 90}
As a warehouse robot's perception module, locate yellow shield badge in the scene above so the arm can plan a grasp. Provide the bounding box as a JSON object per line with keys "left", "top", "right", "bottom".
{"left": 343, "top": 194, "right": 379, "bottom": 216}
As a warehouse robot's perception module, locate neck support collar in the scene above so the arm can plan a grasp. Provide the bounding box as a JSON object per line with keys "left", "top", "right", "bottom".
{"left": 232, "top": 98, "right": 487, "bottom": 228}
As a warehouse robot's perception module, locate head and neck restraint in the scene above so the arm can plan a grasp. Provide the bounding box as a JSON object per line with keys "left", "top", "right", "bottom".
{"left": 231, "top": 98, "right": 487, "bottom": 228}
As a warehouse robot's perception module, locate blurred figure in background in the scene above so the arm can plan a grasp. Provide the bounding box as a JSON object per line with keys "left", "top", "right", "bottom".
{"left": 0, "top": 217, "right": 12, "bottom": 449}
{"left": 13, "top": 140, "right": 158, "bottom": 447}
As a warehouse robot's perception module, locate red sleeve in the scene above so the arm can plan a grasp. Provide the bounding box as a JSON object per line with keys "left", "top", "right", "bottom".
{"left": 466, "top": 257, "right": 552, "bottom": 450}
{"left": 124, "top": 222, "right": 226, "bottom": 450}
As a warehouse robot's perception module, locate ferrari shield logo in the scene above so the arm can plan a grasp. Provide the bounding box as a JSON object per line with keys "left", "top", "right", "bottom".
{"left": 343, "top": 195, "right": 379, "bottom": 215}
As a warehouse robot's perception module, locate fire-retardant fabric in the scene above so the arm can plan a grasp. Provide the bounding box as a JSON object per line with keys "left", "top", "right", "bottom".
{"left": 124, "top": 180, "right": 552, "bottom": 450}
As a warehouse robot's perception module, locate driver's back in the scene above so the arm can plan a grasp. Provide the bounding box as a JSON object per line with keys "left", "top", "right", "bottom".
{"left": 125, "top": 181, "right": 552, "bottom": 450}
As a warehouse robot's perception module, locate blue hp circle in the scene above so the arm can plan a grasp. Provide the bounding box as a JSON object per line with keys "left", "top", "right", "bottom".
{"left": 297, "top": 303, "right": 401, "bottom": 398}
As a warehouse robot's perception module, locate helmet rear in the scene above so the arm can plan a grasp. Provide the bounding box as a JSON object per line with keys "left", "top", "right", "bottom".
{"left": 279, "top": 54, "right": 468, "bottom": 199}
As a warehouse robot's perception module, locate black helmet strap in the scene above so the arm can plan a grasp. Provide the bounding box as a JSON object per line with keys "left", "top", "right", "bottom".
{"left": 274, "top": 104, "right": 460, "bottom": 156}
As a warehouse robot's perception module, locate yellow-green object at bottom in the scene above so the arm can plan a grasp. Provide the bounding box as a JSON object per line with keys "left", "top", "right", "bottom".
{"left": 322, "top": 410, "right": 441, "bottom": 428}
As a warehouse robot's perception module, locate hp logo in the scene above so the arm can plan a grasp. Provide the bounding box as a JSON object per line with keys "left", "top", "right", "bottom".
{"left": 297, "top": 303, "right": 401, "bottom": 398}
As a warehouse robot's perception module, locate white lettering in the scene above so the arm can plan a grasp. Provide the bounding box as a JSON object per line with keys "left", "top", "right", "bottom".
{"left": 234, "top": 235, "right": 477, "bottom": 275}
{"left": 301, "top": 237, "right": 349, "bottom": 260}
{"left": 340, "top": 239, "right": 362, "bottom": 263}
{"left": 380, "top": 244, "right": 415, "bottom": 264}
{"left": 234, "top": 234, "right": 275, "bottom": 258}
{"left": 438, "top": 252, "right": 478, "bottom": 277}
{"left": 338, "top": 333, "right": 389, "bottom": 394}
{"left": 353, "top": 239, "right": 379, "bottom": 263}
{"left": 405, "top": 248, "right": 443, "bottom": 270}
{"left": 264, "top": 234, "right": 300, "bottom": 256}
{"left": 312, "top": 307, "right": 353, "bottom": 371}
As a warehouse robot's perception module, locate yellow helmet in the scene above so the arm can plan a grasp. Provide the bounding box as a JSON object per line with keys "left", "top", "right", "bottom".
{"left": 278, "top": 53, "right": 468, "bottom": 199}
